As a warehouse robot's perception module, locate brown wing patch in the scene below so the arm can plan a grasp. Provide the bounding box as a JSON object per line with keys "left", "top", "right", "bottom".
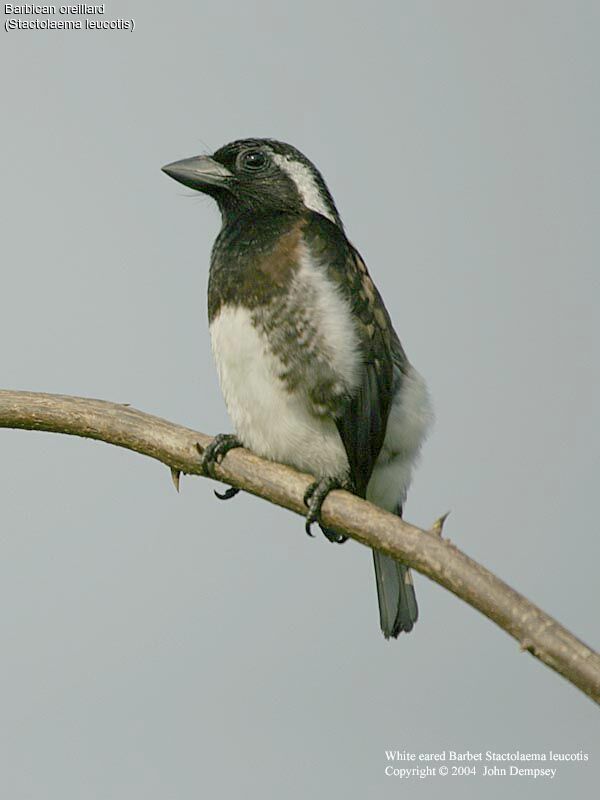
{"left": 349, "top": 251, "right": 394, "bottom": 352}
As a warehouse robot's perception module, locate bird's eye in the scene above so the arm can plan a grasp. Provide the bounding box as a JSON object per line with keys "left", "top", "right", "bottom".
{"left": 240, "top": 150, "right": 267, "bottom": 172}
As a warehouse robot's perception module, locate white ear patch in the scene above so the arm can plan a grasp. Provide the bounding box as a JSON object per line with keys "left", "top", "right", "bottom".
{"left": 271, "top": 153, "right": 337, "bottom": 224}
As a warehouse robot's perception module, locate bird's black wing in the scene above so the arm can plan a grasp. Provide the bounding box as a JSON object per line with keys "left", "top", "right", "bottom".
{"left": 303, "top": 214, "right": 418, "bottom": 637}
{"left": 302, "top": 213, "right": 396, "bottom": 498}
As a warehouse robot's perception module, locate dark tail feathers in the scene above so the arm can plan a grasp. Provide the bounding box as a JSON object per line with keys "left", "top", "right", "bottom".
{"left": 372, "top": 550, "right": 418, "bottom": 638}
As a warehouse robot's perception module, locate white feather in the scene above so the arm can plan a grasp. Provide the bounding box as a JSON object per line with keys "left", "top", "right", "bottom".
{"left": 367, "top": 366, "right": 433, "bottom": 511}
{"left": 271, "top": 153, "right": 337, "bottom": 223}
{"left": 210, "top": 305, "right": 349, "bottom": 478}
{"left": 294, "top": 242, "right": 361, "bottom": 392}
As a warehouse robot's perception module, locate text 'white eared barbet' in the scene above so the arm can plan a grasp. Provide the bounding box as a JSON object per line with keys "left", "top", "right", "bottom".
{"left": 162, "top": 139, "right": 432, "bottom": 638}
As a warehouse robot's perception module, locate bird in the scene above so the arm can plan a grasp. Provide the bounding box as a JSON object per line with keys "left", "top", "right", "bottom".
{"left": 162, "top": 138, "right": 432, "bottom": 638}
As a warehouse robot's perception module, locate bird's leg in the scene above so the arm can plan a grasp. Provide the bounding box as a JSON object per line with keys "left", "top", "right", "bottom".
{"left": 196, "top": 435, "right": 242, "bottom": 500}
{"left": 303, "top": 476, "right": 353, "bottom": 543}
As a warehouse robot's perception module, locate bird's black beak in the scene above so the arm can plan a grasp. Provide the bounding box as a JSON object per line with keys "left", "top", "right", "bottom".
{"left": 161, "top": 155, "right": 233, "bottom": 191}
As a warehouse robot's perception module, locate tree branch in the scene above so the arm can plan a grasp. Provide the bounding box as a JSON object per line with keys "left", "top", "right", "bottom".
{"left": 1, "top": 389, "right": 599, "bottom": 704}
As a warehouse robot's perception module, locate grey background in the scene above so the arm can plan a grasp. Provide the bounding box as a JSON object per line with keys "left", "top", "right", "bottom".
{"left": 1, "top": 1, "right": 598, "bottom": 798}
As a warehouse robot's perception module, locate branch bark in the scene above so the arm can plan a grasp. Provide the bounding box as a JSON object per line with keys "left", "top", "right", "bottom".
{"left": 1, "top": 389, "right": 599, "bottom": 704}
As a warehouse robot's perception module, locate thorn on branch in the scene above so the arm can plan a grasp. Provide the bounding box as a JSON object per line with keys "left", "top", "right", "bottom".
{"left": 170, "top": 467, "right": 181, "bottom": 493}
{"left": 430, "top": 510, "right": 451, "bottom": 537}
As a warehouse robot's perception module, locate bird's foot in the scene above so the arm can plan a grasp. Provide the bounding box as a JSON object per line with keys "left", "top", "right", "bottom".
{"left": 303, "top": 476, "right": 353, "bottom": 543}
{"left": 196, "top": 434, "right": 242, "bottom": 500}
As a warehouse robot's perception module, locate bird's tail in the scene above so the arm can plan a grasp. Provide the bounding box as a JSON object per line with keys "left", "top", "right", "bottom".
{"left": 372, "top": 549, "right": 418, "bottom": 638}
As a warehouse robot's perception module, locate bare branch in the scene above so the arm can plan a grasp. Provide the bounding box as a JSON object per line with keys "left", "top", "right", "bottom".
{"left": 1, "top": 389, "right": 599, "bottom": 704}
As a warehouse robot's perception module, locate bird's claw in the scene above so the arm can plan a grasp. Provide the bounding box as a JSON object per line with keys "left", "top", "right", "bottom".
{"left": 214, "top": 486, "right": 240, "bottom": 501}
{"left": 197, "top": 434, "right": 242, "bottom": 476}
{"left": 196, "top": 435, "right": 242, "bottom": 500}
{"left": 303, "top": 477, "right": 350, "bottom": 543}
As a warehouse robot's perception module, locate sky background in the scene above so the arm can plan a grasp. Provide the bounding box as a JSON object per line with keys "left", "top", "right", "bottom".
{"left": 1, "top": 1, "right": 599, "bottom": 798}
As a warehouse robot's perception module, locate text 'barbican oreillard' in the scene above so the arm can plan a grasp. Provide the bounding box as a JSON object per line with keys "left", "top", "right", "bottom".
{"left": 5, "top": 4, "right": 105, "bottom": 13}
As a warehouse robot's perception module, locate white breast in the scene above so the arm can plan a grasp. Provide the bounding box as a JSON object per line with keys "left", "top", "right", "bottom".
{"left": 209, "top": 305, "right": 349, "bottom": 479}
{"left": 210, "top": 305, "right": 432, "bottom": 511}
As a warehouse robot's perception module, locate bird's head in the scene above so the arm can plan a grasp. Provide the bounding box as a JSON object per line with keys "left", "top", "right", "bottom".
{"left": 162, "top": 138, "right": 342, "bottom": 227}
